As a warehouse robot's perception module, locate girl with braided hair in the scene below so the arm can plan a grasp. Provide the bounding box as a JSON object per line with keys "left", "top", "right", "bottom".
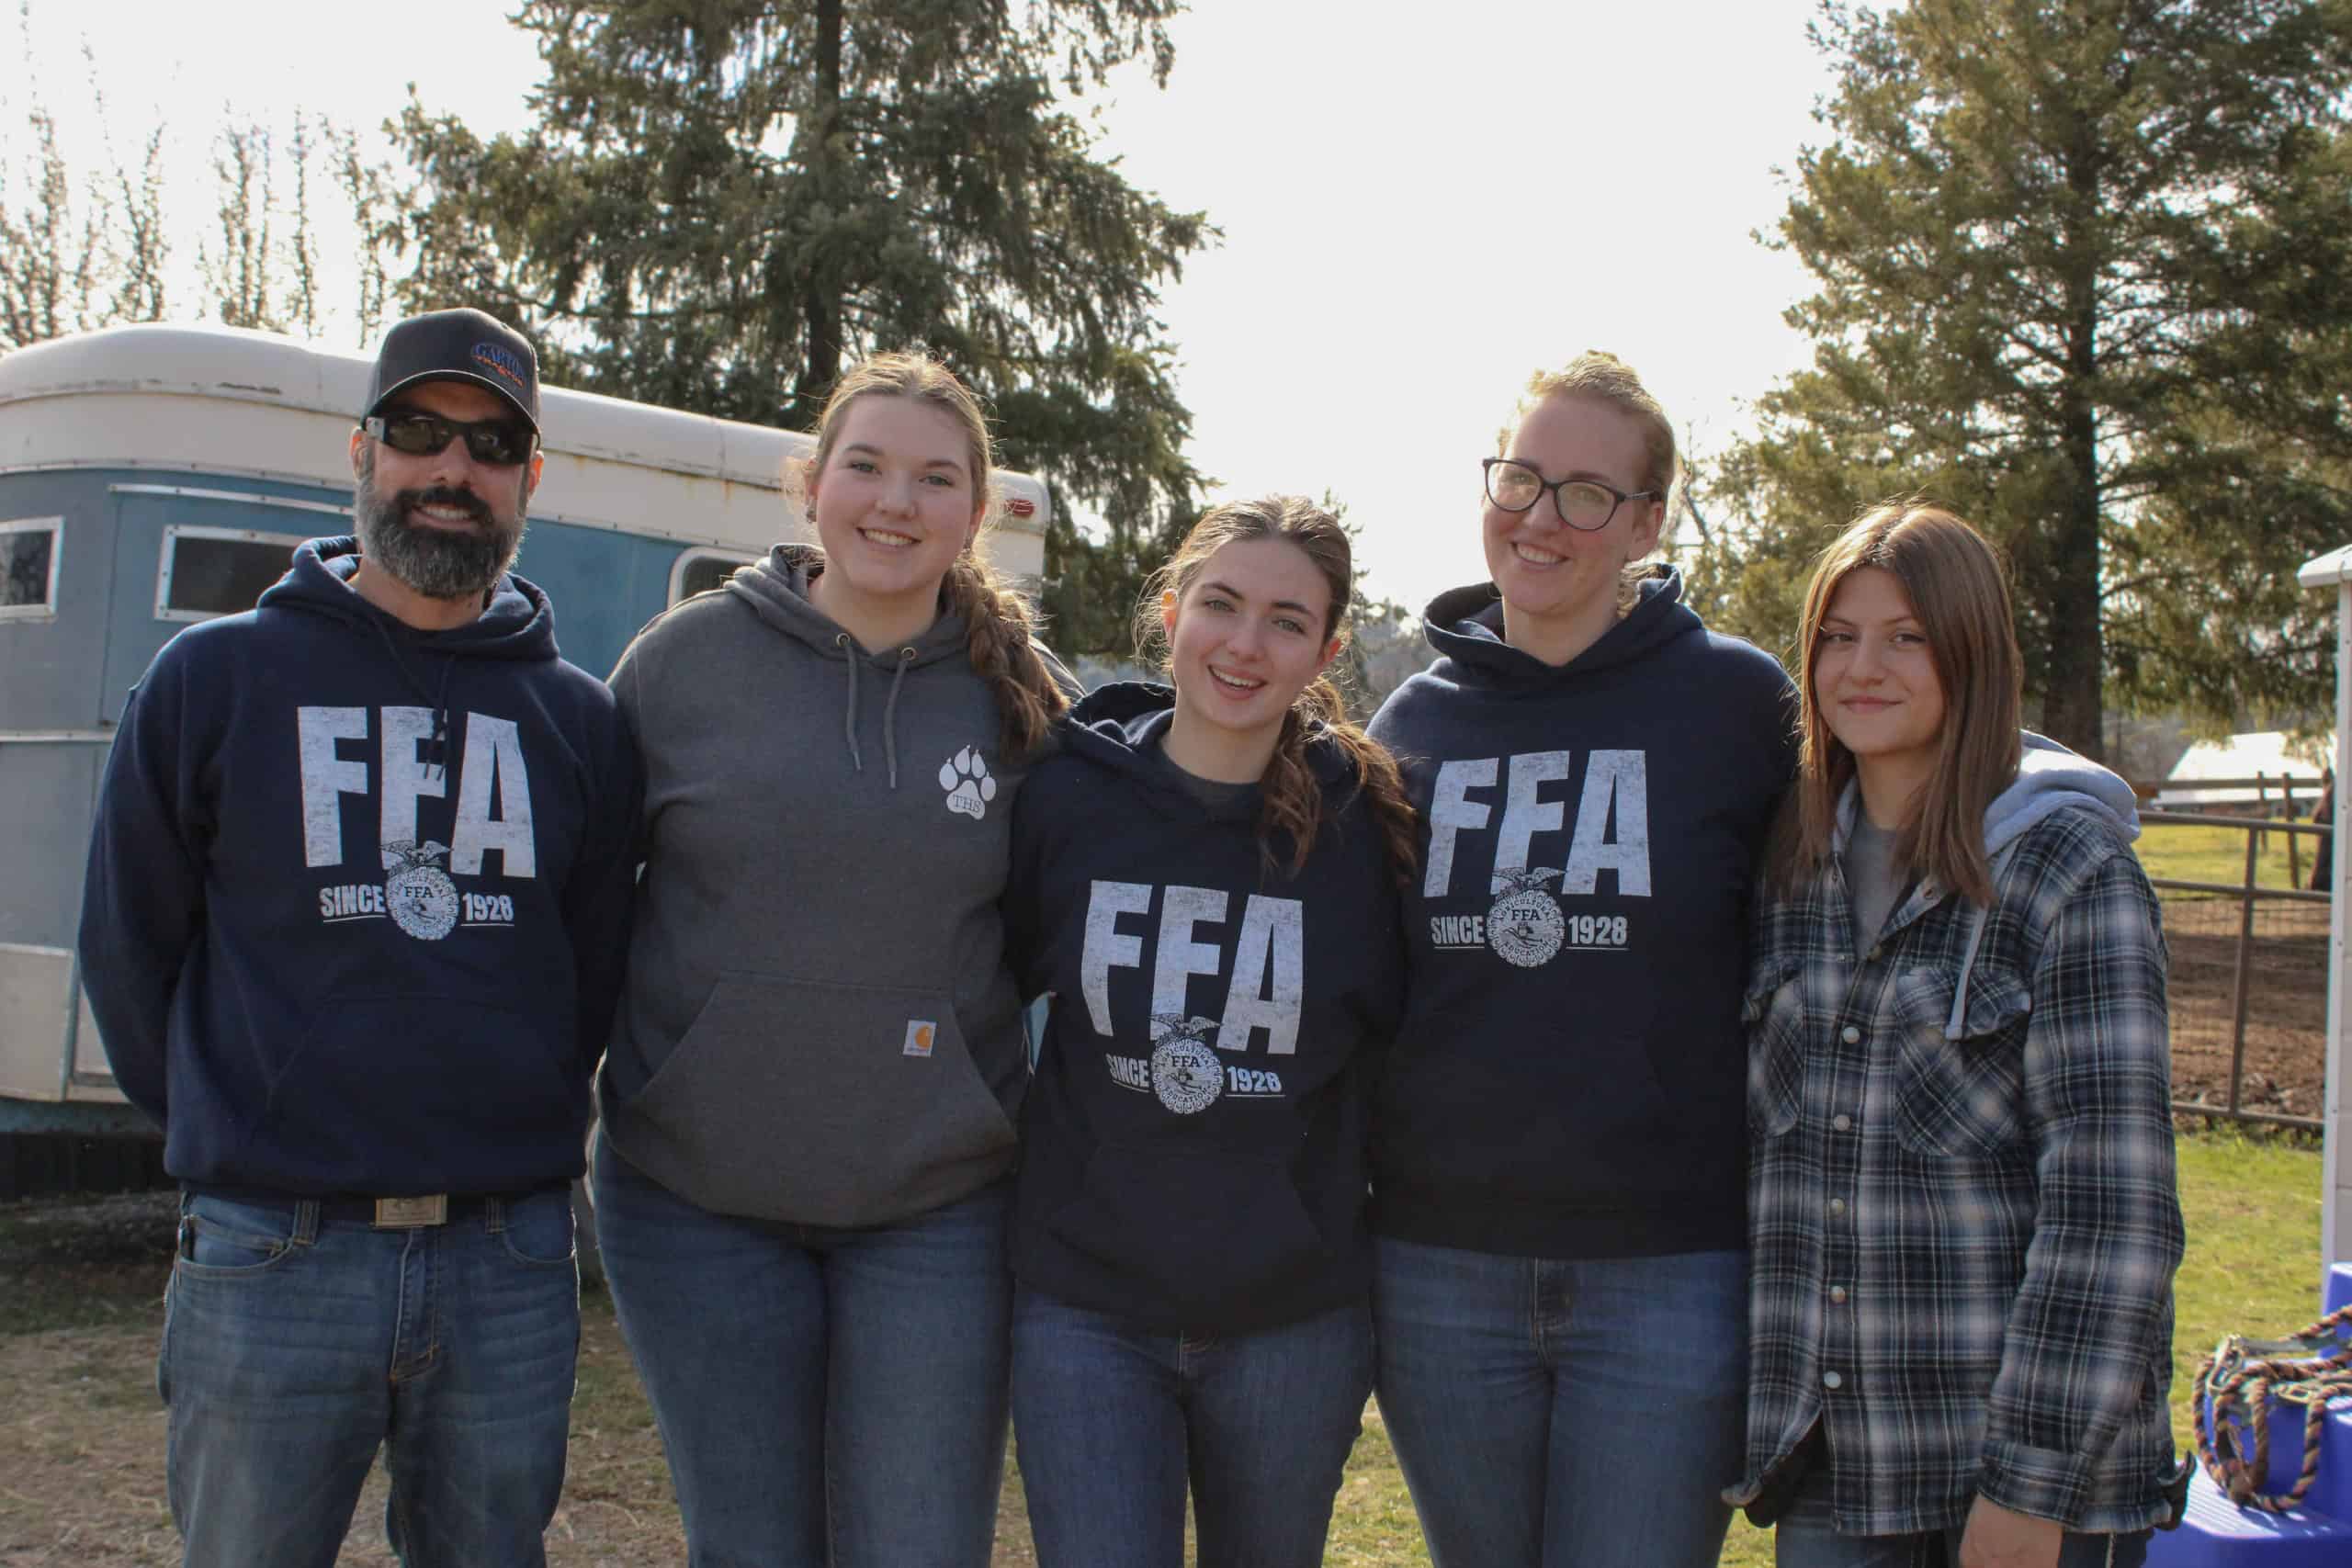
{"left": 1001, "top": 495, "right": 1416, "bottom": 1568}
{"left": 590, "top": 353, "right": 1069, "bottom": 1566}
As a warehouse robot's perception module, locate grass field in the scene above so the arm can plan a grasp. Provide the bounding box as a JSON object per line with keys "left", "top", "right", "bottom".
{"left": 2135, "top": 818, "right": 2324, "bottom": 896}
{"left": 0, "top": 1128, "right": 2331, "bottom": 1564}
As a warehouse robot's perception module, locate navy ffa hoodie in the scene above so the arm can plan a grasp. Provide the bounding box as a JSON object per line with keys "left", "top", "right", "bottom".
{"left": 78, "top": 537, "right": 642, "bottom": 1200}
{"left": 1004, "top": 686, "right": 1408, "bottom": 1334}
{"left": 1365, "top": 567, "right": 1795, "bottom": 1259}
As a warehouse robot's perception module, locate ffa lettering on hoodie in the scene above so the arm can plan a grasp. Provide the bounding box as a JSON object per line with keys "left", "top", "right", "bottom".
{"left": 1001, "top": 688, "right": 1406, "bottom": 1334}
{"left": 1079, "top": 879, "right": 1305, "bottom": 1111}
{"left": 1418, "top": 750, "right": 1649, "bottom": 966}
{"left": 299, "top": 705, "right": 536, "bottom": 941}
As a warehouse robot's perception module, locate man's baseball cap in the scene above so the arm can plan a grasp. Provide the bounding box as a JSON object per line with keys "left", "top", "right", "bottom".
{"left": 363, "top": 308, "right": 541, "bottom": 432}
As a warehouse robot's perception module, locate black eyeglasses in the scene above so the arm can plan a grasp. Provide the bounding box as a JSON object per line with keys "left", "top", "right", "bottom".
{"left": 365, "top": 410, "right": 537, "bottom": 467}
{"left": 1482, "top": 457, "right": 1657, "bottom": 533}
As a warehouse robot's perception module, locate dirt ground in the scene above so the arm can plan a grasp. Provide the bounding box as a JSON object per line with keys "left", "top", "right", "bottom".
{"left": 0, "top": 905, "right": 2329, "bottom": 1564}
{"left": 2160, "top": 895, "right": 2330, "bottom": 1120}
{"left": 0, "top": 1190, "right": 1050, "bottom": 1567}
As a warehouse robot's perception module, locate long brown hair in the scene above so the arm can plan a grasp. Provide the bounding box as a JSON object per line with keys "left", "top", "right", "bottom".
{"left": 1776, "top": 500, "right": 2024, "bottom": 904}
{"left": 803, "top": 353, "right": 1068, "bottom": 757}
{"left": 1134, "top": 496, "right": 1419, "bottom": 886}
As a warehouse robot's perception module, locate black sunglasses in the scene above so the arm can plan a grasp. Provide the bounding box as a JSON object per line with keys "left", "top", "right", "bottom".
{"left": 365, "top": 409, "right": 537, "bottom": 467}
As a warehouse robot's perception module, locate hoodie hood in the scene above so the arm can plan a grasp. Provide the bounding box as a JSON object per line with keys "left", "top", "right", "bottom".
{"left": 259, "top": 536, "right": 558, "bottom": 660}
{"left": 1421, "top": 564, "right": 1703, "bottom": 686}
{"left": 724, "top": 542, "right": 974, "bottom": 787}
{"left": 1832, "top": 730, "right": 2140, "bottom": 859}
{"left": 1984, "top": 730, "right": 2141, "bottom": 852}
{"left": 1060, "top": 681, "right": 1361, "bottom": 822}
{"left": 725, "top": 543, "right": 974, "bottom": 667}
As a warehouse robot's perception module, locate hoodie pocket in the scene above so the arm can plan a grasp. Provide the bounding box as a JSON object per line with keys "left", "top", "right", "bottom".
{"left": 1045, "top": 1143, "right": 1335, "bottom": 1322}
{"left": 618, "top": 972, "right": 1017, "bottom": 1227}
{"left": 253, "top": 996, "right": 578, "bottom": 1186}
{"left": 1890, "top": 963, "right": 2031, "bottom": 1157}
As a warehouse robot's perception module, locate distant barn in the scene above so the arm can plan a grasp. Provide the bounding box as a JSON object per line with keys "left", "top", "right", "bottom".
{"left": 2151, "top": 730, "right": 2333, "bottom": 815}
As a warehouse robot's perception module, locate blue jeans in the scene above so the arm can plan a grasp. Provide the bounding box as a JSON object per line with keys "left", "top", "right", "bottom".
{"left": 1010, "top": 1285, "right": 1372, "bottom": 1568}
{"left": 158, "top": 1188, "right": 580, "bottom": 1568}
{"left": 1775, "top": 1513, "right": 2152, "bottom": 1567}
{"left": 1372, "top": 1237, "right": 1747, "bottom": 1568}
{"left": 591, "top": 1134, "right": 1011, "bottom": 1568}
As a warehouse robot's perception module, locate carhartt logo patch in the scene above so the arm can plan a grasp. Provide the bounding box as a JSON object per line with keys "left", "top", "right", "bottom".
{"left": 902, "top": 1020, "right": 936, "bottom": 1058}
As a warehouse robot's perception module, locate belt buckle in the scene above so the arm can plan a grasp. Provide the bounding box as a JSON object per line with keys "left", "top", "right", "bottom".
{"left": 372, "top": 1195, "right": 449, "bottom": 1229}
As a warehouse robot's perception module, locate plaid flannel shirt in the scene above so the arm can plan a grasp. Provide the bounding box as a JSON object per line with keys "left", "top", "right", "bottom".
{"left": 1729, "top": 802, "right": 2185, "bottom": 1535}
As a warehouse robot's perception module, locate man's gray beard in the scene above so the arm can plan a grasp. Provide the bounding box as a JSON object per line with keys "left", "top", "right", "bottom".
{"left": 353, "top": 463, "right": 527, "bottom": 601}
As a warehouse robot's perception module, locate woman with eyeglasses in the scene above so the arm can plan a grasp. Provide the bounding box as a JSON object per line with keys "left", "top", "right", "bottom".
{"left": 1729, "top": 502, "right": 2182, "bottom": 1568}
{"left": 588, "top": 354, "right": 1070, "bottom": 1567}
{"left": 1363, "top": 352, "right": 1798, "bottom": 1568}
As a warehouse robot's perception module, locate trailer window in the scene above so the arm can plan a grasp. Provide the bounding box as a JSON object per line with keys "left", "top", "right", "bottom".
{"left": 157, "top": 525, "right": 310, "bottom": 621}
{"left": 0, "top": 517, "right": 62, "bottom": 617}
{"left": 671, "top": 548, "right": 758, "bottom": 604}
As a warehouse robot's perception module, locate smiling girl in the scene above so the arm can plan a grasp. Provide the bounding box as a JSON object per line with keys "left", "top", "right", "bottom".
{"left": 1365, "top": 353, "right": 1798, "bottom": 1568}
{"left": 1001, "top": 496, "right": 1417, "bottom": 1568}
{"left": 1730, "top": 502, "right": 2184, "bottom": 1568}
{"left": 590, "top": 354, "right": 1069, "bottom": 1567}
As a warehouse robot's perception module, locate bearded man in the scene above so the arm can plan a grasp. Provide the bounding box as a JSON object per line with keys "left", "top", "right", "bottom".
{"left": 77, "top": 309, "right": 642, "bottom": 1568}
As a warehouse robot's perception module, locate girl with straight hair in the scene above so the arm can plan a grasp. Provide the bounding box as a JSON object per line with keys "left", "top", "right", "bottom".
{"left": 1366, "top": 353, "right": 1798, "bottom": 1567}
{"left": 590, "top": 353, "right": 1069, "bottom": 1567}
{"left": 1729, "top": 502, "right": 2185, "bottom": 1568}
{"left": 1002, "top": 495, "right": 1416, "bottom": 1568}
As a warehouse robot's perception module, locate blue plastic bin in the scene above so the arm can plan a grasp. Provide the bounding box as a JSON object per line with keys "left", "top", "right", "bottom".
{"left": 2144, "top": 1263, "right": 2352, "bottom": 1564}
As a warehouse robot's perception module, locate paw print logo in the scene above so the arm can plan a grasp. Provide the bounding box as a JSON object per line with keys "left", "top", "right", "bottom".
{"left": 939, "top": 746, "right": 999, "bottom": 820}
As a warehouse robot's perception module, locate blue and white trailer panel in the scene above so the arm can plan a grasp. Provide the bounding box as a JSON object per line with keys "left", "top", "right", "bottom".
{"left": 0, "top": 323, "right": 1052, "bottom": 1134}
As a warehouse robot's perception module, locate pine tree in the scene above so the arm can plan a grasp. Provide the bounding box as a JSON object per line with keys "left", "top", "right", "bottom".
{"left": 393, "top": 0, "right": 1214, "bottom": 655}
{"left": 1702, "top": 0, "right": 2352, "bottom": 751}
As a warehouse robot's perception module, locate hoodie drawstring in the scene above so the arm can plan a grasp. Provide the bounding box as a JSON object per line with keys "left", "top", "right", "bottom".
{"left": 832, "top": 636, "right": 920, "bottom": 791}
{"left": 428, "top": 655, "right": 458, "bottom": 783}
{"left": 836, "top": 633, "right": 865, "bottom": 775}
{"left": 1943, "top": 841, "right": 2022, "bottom": 1041}
{"left": 369, "top": 616, "right": 459, "bottom": 783}
{"left": 882, "top": 648, "right": 915, "bottom": 789}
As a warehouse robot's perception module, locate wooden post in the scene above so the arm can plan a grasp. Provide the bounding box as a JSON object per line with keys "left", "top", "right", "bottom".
{"left": 2226, "top": 826, "right": 2259, "bottom": 1116}
{"left": 2289, "top": 774, "right": 2305, "bottom": 889}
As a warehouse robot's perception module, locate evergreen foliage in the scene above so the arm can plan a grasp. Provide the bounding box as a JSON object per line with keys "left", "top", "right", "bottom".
{"left": 1696, "top": 0, "right": 2352, "bottom": 751}
{"left": 393, "top": 0, "right": 1215, "bottom": 655}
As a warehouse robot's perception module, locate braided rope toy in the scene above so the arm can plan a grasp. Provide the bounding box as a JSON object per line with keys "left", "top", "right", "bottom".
{"left": 2192, "top": 1304, "right": 2352, "bottom": 1512}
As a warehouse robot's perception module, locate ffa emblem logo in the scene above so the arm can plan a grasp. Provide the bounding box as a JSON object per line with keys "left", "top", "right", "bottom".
{"left": 1148, "top": 1013, "right": 1224, "bottom": 1115}
{"left": 1487, "top": 867, "right": 1566, "bottom": 969}
{"left": 381, "top": 840, "right": 459, "bottom": 942}
{"left": 939, "top": 746, "right": 998, "bottom": 820}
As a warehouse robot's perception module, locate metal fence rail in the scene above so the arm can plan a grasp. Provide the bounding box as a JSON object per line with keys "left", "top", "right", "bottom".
{"left": 2138, "top": 809, "right": 2330, "bottom": 1132}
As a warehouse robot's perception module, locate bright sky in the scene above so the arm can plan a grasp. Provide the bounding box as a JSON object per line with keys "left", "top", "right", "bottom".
{"left": 9, "top": 0, "right": 1836, "bottom": 606}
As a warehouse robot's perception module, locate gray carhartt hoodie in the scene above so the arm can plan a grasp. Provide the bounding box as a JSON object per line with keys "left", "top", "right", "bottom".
{"left": 597, "top": 545, "right": 1037, "bottom": 1225}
